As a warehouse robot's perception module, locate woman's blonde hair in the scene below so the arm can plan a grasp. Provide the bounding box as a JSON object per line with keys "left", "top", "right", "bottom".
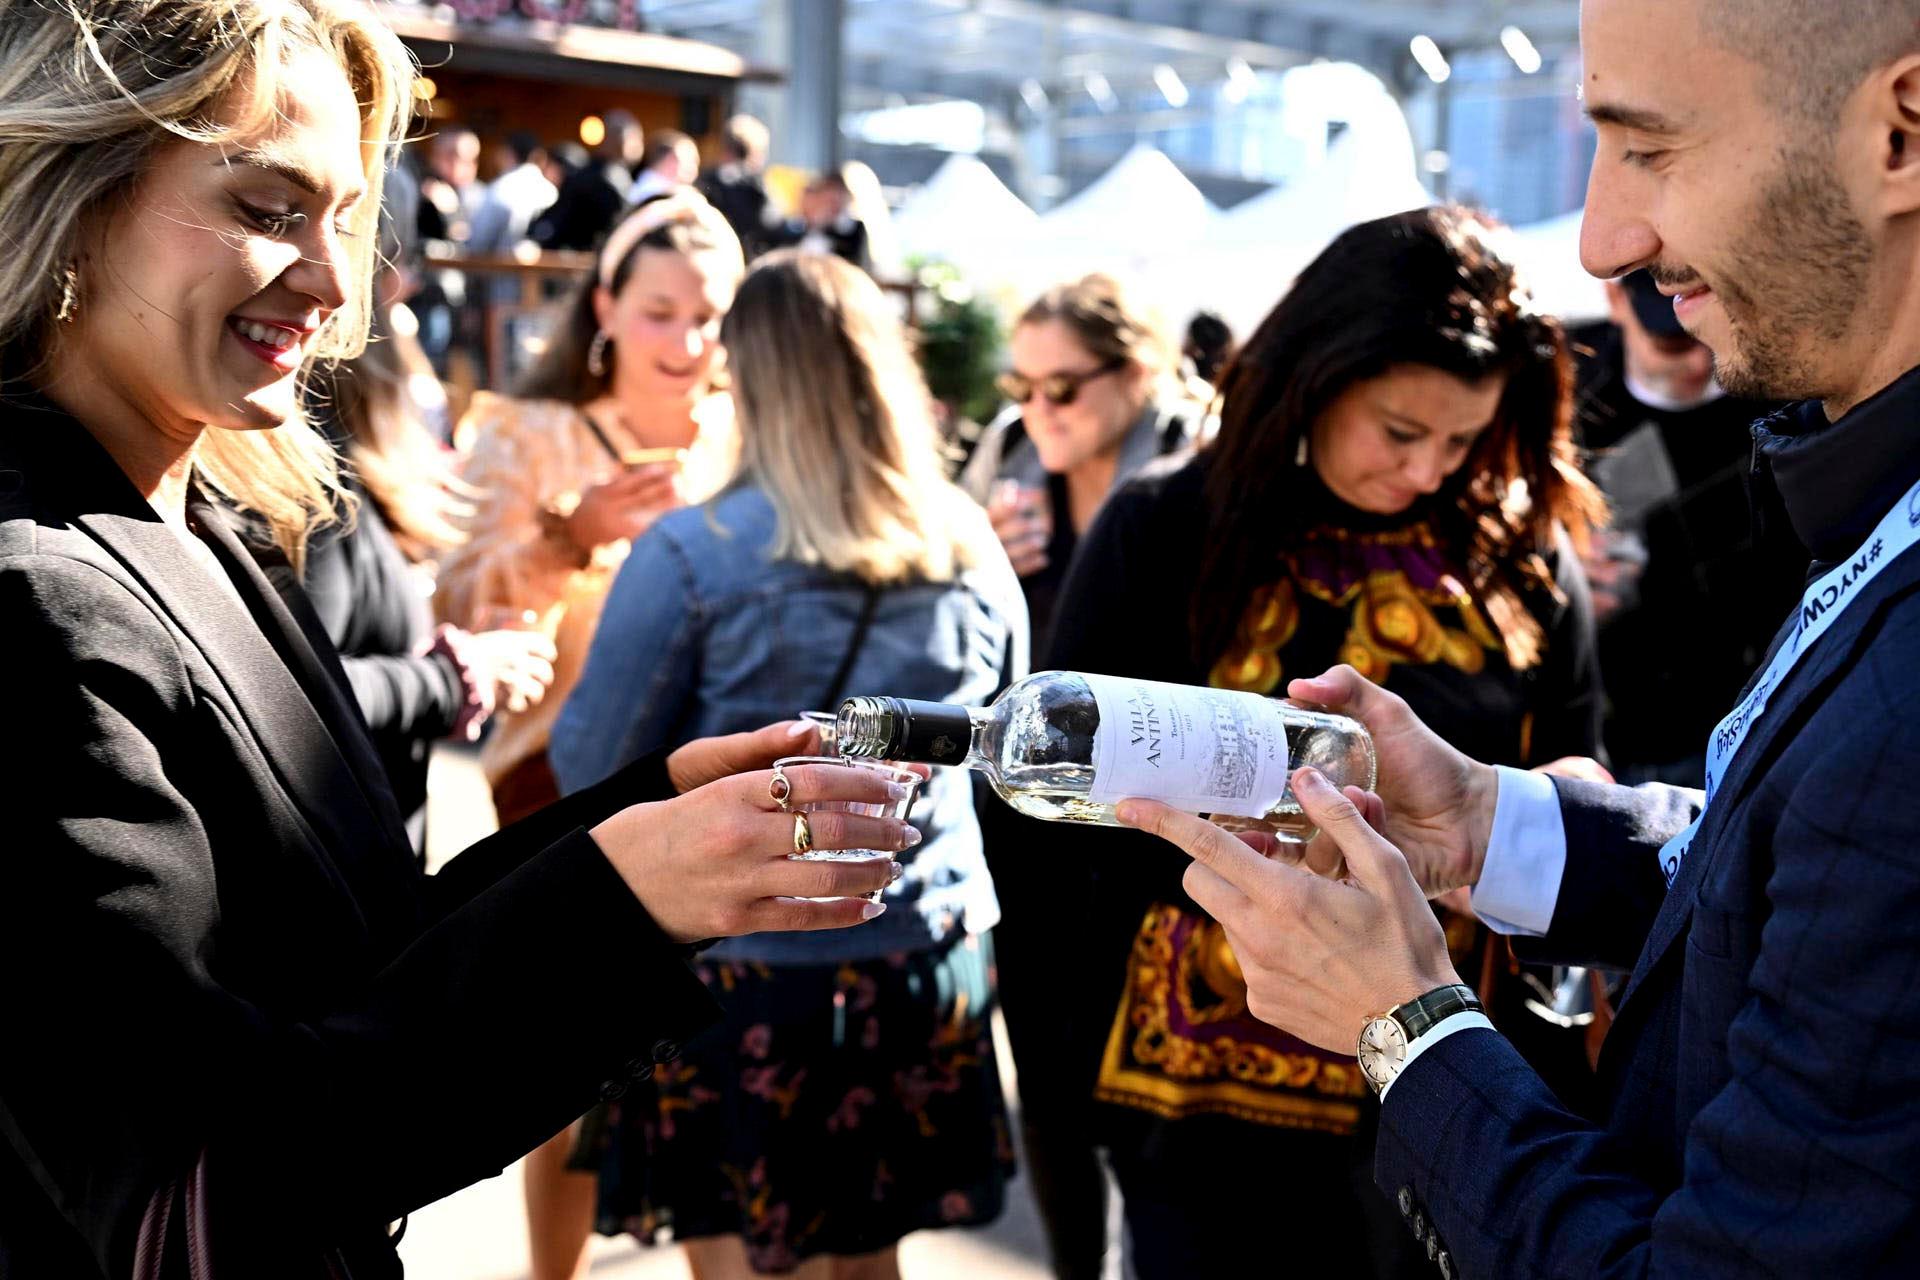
{"left": 0, "top": 0, "right": 415, "bottom": 567}
{"left": 724, "top": 250, "right": 995, "bottom": 586}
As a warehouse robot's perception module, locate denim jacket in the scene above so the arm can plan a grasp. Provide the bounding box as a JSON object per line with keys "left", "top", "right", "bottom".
{"left": 550, "top": 482, "right": 1029, "bottom": 963}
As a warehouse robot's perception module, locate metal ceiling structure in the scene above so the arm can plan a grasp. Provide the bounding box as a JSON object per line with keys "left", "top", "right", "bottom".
{"left": 631, "top": 0, "right": 1583, "bottom": 205}
{"left": 639, "top": 0, "right": 1579, "bottom": 99}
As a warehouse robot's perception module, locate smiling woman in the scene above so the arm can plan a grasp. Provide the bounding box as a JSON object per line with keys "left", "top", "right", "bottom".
{"left": 0, "top": 4, "right": 914, "bottom": 1277}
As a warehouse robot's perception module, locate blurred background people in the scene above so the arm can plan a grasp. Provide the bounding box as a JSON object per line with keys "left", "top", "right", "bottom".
{"left": 953, "top": 272, "right": 1205, "bottom": 1280}
{"left": 630, "top": 127, "right": 701, "bottom": 206}
{"left": 534, "top": 108, "right": 643, "bottom": 251}
{"left": 303, "top": 237, "right": 558, "bottom": 856}
{"left": 1570, "top": 268, "right": 1805, "bottom": 784}
{"left": 432, "top": 194, "right": 745, "bottom": 1278}
{"left": 699, "top": 112, "right": 779, "bottom": 259}
{"left": 1180, "top": 309, "right": 1235, "bottom": 390}
{"left": 471, "top": 129, "right": 559, "bottom": 261}
{"left": 550, "top": 249, "right": 1027, "bottom": 1280}
{"left": 417, "top": 125, "right": 484, "bottom": 247}
{"left": 785, "top": 170, "right": 870, "bottom": 270}
{"left": 1039, "top": 207, "right": 1607, "bottom": 1279}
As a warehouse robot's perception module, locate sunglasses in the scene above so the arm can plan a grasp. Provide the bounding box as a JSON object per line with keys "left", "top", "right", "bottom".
{"left": 997, "top": 357, "right": 1128, "bottom": 408}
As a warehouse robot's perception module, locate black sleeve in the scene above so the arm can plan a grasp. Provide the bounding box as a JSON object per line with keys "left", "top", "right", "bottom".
{"left": 0, "top": 555, "right": 715, "bottom": 1276}
{"left": 1523, "top": 527, "right": 1607, "bottom": 767}
{"left": 337, "top": 651, "right": 463, "bottom": 742}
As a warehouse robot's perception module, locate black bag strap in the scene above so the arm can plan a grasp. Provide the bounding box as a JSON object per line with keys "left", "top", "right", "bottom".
{"left": 821, "top": 585, "right": 882, "bottom": 710}
{"left": 579, "top": 411, "right": 626, "bottom": 466}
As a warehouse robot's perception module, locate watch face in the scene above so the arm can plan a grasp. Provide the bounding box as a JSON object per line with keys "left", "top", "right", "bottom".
{"left": 1358, "top": 1017, "right": 1408, "bottom": 1085}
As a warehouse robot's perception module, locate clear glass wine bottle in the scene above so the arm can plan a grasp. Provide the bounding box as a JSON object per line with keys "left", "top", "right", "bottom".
{"left": 837, "top": 670, "right": 1375, "bottom": 844}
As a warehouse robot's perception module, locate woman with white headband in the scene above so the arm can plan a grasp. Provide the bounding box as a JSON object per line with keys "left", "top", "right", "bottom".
{"left": 435, "top": 191, "right": 747, "bottom": 1279}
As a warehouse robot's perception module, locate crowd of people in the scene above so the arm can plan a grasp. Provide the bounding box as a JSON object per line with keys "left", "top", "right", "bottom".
{"left": 5, "top": 0, "right": 1920, "bottom": 1279}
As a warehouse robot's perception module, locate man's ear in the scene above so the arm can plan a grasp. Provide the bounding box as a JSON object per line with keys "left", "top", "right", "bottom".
{"left": 1863, "top": 56, "right": 1920, "bottom": 216}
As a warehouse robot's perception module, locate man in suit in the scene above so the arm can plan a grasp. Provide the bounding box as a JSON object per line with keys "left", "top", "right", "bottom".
{"left": 1119, "top": 1, "right": 1920, "bottom": 1275}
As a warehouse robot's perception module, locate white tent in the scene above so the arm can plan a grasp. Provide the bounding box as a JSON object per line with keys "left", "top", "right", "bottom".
{"left": 1500, "top": 211, "right": 1610, "bottom": 324}
{"left": 1035, "top": 145, "right": 1219, "bottom": 251}
{"left": 892, "top": 154, "right": 1036, "bottom": 264}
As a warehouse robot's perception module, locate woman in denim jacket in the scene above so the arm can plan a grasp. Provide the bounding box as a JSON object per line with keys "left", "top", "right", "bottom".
{"left": 552, "top": 250, "right": 1028, "bottom": 1280}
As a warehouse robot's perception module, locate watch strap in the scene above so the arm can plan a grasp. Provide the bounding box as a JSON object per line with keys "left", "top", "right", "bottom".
{"left": 1392, "top": 983, "right": 1483, "bottom": 1042}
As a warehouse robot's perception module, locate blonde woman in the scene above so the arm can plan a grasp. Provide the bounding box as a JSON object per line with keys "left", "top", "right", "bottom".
{"left": 551, "top": 251, "right": 1029, "bottom": 1280}
{"left": 0, "top": 4, "right": 914, "bottom": 1275}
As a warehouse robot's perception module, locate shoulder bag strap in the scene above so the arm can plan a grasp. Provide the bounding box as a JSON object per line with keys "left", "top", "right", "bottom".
{"left": 821, "top": 585, "right": 883, "bottom": 710}
{"left": 579, "top": 410, "right": 626, "bottom": 465}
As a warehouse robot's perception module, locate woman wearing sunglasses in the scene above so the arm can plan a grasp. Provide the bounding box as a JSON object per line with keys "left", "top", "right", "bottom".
{"left": 959, "top": 274, "right": 1206, "bottom": 662}
{"left": 956, "top": 274, "right": 1205, "bottom": 1280}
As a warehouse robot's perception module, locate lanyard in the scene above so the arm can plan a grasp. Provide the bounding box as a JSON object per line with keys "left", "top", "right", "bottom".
{"left": 1658, "top": 475, "right": 1920, "bottom": 887}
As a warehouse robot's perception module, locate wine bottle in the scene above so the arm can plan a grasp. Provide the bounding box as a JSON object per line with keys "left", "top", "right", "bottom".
{"left": 836, "top": 670, "right": 1375, "bottom": 844}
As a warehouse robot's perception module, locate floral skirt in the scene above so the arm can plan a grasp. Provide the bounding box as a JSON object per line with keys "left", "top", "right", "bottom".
{"left": 583, "top": 933, "right": 1015, "bottom": 1274}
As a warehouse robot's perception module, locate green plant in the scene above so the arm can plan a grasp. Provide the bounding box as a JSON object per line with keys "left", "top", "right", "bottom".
{"left": 913, "top": 259, "right": 1005, "bottom": 429}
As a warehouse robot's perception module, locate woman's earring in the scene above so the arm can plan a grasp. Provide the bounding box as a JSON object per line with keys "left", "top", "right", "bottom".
{"left": 1294, "top": 434, "right": 1309, "bottom": 467}
{"left": 587, "top": 329, "right": 611, "bottom": 378}
{"left": 55, "top": 261, "right": 79, "bottom": 325}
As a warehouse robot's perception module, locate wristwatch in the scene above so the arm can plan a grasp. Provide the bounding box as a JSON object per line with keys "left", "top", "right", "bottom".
{"left": 1357, "top": 984, "right": 1483, "bottom": 1097}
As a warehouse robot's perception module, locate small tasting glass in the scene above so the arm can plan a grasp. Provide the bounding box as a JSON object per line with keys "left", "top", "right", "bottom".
{"left": 774, "top": 754, "right": 921, "bottom": 904}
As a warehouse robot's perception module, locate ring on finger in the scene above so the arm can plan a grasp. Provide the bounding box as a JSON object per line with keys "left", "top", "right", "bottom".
{"left": 770, "top": 765, "right": 793, "bottom": 812}
{"left": 792, "top": 812, "right": 814, "bottom": 856}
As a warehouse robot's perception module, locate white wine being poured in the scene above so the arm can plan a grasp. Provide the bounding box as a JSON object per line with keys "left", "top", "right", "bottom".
{"left": 836, "top": 671, "right": 1376, "bottom": 844}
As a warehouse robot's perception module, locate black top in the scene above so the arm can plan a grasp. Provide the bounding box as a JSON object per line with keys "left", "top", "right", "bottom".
{"left": 533, "top": 161, "right": 631, "bottom": 252}
{"left": 0, "top": 401, "right": 714, "bottom": 1278}
{"left": 1570, "top": 323, "right": 1807, "bottom": 774}
{"left": 302, "top": 452, "right": 462, "bottom": 857}
{"left": 697, "top": 164, "right": 776, "bottom": 259}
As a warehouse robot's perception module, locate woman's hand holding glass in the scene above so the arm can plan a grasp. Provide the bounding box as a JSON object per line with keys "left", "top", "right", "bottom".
{"left": 987, "top": 479, "right": 1052, "bottom": 577}
{"left": 432, "top": 619, "right": 558, "bottom": 740}
{"left": 591, "top": 759, "right": 919, "bottom": 944}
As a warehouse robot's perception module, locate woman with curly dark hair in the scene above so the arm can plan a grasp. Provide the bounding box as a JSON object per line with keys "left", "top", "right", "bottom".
{"left": 1030, "top": 205, "right": 1610, "bottom": 1278}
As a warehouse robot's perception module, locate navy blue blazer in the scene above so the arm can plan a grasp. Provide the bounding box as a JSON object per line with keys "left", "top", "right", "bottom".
{"left": 1375, "top": 373, "right": 1920, "bottom": 1279}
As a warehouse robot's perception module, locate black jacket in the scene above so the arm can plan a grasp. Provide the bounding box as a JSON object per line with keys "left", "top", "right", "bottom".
{"left": 532, "top": 161, "right": 631, "bottom": 252}
{"left": 1570, "top": 323, "right": 1807, "bottom": 774}
{"left": 0, "top": 402, "right": 716, "bottom": 1278}
{"left": 302, "top": 464, "right": 460, "bottom": 856}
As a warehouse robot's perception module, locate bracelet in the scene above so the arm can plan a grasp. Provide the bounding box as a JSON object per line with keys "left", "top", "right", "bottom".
{"left": 427, "top": 625, "right": 489, "bottom": 741}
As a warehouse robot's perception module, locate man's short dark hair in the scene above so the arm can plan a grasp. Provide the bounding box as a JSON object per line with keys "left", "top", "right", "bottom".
{"left": 1706, "top": 0, "right": 1920, "bottom": 126}
{"left": 722, "top": 114, "right": 770, "bottom": 164}
{"left": 642, "top": 129, "right": 694, "bottom": 172}
{"left": 505, "top": 130, "right": 542, "bottom": 167}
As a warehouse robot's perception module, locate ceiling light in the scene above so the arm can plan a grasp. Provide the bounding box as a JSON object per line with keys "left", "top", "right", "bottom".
{"left": 1501, "top": 25, "right": 1543, "bottom": 75}
{"left": 1222, "top": 57, "right": 1257, "bottom": 105}
{"left": 1410, "top": 35, "right": 1451, "bottom": 85}
{"left": 1153, "top": 64, "right": 1189, "bottom": 109}
{"left": 1085, "top": 71, "right": 1117, "bottom": 112}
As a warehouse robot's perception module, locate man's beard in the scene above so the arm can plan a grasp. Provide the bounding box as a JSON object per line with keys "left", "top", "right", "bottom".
{"left": 1710, "top": 144, "right": 1874, "bottom": 403}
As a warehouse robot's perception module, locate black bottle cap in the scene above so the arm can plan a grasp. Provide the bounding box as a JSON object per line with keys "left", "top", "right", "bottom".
{"left": 869, "top": 697, "right": 974, "bottom": 765}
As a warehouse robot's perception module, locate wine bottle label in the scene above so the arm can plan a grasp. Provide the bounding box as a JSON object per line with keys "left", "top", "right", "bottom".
{"left": 1082, "top": 675, "right": 1292, "bottom": 818}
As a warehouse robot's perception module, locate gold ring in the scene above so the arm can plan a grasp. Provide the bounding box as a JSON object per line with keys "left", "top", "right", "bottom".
{"left": 792, "top": 812, "right": 813, "bottom": 856}
{"left": 769, "top": 766, "right": 792, "bottom": 812}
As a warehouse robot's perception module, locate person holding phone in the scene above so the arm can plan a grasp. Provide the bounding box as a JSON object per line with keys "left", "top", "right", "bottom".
{"left": 432, "top": 191, "right": 746, "bottom": 1280}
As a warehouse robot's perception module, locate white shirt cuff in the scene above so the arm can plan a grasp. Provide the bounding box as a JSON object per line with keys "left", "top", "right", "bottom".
{"left": 1471, "top": 765, "right": 1567, "bottom": 937}
{"left": 1378, "top": 1010, "right": 1495, "bottom": 1101}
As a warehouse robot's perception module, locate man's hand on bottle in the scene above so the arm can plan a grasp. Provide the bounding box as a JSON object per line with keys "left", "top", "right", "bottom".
{"left": 1285, "top": 666, "right": 1500, "bottom": 899}
{"left": 1118, "top": 768, "right": 1461, "bottom": 1052}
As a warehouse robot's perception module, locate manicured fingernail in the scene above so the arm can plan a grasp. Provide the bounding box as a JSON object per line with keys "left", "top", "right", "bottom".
{"left": 888, "top": 860, "right": 905, "bottom": 884}
{"left": 860, "top": 900, "right": 887, "bottom": 920}
{"left": 899, "top": 825, "right": 922, "bottom": 849}
{"left": 887, "top": 782, "right": 913, "bottom": 802}
{"left": 1116, "top": 801, "right": 1140, "bottom": 825}
{"left": 787, "top": 719, "right": 812, "bottom": 737}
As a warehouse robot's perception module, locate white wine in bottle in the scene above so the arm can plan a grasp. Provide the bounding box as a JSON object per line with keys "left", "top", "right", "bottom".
{"left": 837, "top": 670, "right": 1375, "bottom": 844}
